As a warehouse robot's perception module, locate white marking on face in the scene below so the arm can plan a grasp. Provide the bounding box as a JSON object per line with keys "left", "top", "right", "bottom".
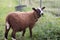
{"left": 6, "top": 22, "right": 10, "bottom": 29}
{"left": 12, "top": 38, "right": 16, "bottom": 40}
{"left": 40, "top": 10, "right": 43, "bottom": 14}
{"left": 38, "top": 8, "right": 43, "bottom": 15}
{"left": 4, "top": 38, "right": 7, "bottom": 40}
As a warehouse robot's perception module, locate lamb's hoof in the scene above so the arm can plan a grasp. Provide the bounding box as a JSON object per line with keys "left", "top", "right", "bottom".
{"left": 21, "top": 36, "right": 24, "bottom": 38}
{"left": 4, "top": 38, "right": 7, "bottom": 40}
{"left": 12, "top": 38, "right": 16, "bottom": 40}
{"left": 20, "top": 36, "right": 25, "bottom": 40}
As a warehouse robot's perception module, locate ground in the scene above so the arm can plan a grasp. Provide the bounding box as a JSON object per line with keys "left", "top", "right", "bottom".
{"left": 0, "top": 0, "right": 60, "bottom": 40}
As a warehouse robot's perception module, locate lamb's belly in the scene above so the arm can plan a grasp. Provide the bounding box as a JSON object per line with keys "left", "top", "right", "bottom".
{"left": 11, "top": 21, "right": 29, "bottom": 31}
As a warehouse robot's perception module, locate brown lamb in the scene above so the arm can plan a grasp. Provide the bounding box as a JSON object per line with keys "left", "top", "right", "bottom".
{"left": 4, "top": 7, "right": 45, "bottom": 40}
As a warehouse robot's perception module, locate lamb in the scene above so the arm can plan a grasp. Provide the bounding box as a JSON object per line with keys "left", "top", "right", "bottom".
{"left": 4, "top": 7, "right": 45, "bottom": 40}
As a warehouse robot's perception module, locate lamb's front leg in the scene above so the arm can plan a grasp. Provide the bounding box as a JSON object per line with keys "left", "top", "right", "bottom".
{"left": 29, "top": 24, "right": 34, "bottom": 38}
{"left": 29, "top": 28, "right": 32, "bottom": 37}
{"left": 22, "top": 29, "right": 26, "bottom": 37}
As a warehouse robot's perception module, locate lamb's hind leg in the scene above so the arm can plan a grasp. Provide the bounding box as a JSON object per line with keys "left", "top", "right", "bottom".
{"left": 11, "top": 30, "right": 16, "bottom": 40}
{"left": 4, "top": 22, "right": 10, "bottom": 40}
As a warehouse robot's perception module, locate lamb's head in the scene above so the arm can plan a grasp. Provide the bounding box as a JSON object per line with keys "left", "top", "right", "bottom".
{"left": 32, "top": 7, "right": 45, "bottom": 18}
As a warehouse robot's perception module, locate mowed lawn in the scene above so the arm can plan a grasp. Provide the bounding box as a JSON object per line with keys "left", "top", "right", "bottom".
{"left": 0, "top": 0, "right": 60, "bottom": 40}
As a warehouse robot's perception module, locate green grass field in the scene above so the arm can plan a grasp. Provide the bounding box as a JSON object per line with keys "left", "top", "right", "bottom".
{"left": 0, "top": 0, "right": 60, "bottom": 40}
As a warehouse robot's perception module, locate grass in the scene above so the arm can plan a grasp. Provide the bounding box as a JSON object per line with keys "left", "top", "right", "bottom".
{"left": 0, "top": 0, "right": 60, "bottom": 40}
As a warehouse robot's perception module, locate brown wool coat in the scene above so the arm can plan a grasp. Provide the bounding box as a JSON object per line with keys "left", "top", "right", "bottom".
{"left": 6, "top": 11, "right": 39, "bottom": 32}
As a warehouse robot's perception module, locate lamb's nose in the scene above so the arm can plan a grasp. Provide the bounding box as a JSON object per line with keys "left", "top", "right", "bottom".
{"left": 41, "top": 13, "right": 43, "bottom": 15}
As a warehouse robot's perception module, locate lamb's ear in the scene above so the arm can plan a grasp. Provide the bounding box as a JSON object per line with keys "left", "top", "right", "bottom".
{"left": 41, "top": 7, "right": 45, "bottom": 10}
{"left": 32, "top": 8, "right": 37, "bottom": 11}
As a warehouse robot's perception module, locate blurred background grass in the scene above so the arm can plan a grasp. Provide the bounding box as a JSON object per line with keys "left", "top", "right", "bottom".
{"left": 0, "top": 0, "right": 60, "bottom": 40}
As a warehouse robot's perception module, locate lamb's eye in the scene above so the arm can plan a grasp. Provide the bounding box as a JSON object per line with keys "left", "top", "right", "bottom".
{"left": 40, "top": 10, "right": 43, "bottom": 15}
